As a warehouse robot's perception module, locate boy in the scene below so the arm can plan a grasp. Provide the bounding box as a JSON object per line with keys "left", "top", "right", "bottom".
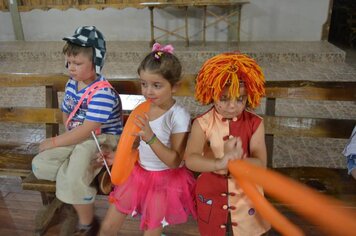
{"left": 32, "top": 26, "right": 122, "bottom": 235}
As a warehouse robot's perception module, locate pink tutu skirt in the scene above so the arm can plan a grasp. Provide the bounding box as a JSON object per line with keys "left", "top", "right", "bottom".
{"left": 109, "top": 164, "right": 197, "bottom": 230}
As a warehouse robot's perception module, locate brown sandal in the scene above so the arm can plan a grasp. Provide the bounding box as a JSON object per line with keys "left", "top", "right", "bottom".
{"left": 97, "top": 168, "right": 112, "bottom": 195}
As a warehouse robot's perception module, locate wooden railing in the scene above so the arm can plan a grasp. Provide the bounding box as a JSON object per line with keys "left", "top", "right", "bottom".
{"left": 1, "top": 0, "right": 248, "bottom": 12}
{"left": 2, "top": 0, "right": 250, "bottom": 44}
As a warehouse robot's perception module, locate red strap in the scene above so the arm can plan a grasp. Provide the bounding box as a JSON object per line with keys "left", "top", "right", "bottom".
{"left": 65, "top": 80, "right": 114, "bottom": 135}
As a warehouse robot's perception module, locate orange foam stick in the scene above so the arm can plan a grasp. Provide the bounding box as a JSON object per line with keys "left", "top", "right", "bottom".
{"left": 229, "top": 160, "right": 356, "bottom": 236}
{"left": 234, "top": 176, "right": 304, "bottom": 236}
{"left": 111, "top": 101, "right": 150, "bottom": 185}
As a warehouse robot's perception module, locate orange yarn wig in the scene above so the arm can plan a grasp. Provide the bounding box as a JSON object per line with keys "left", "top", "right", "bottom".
{"left": 195, "top": 53, "right": 265, "bottom": 109}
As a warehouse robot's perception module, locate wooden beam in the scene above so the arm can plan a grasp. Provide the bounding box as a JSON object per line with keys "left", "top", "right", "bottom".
{"left": 264, "top": 116, "right": 355, "bottom": 139}
{"left": 0, "top": 73, "right": 68, "bottom": 90}
{"left": 1, "top": 73, "right": 356, "bottom": 101}
{"left": 0, "top": 152, "right": 33, "bottom": 177}
{"left": 0, "top": 107, "right": 62, "bottom": 124}
{"left": 1, "top": 109, "right": 354, "bottom": 139}
{"left": 266, "top": 81, "right": 356, "bottom": 101}
{"left": 22, "top": 173, "right": 56, "bottom": 192}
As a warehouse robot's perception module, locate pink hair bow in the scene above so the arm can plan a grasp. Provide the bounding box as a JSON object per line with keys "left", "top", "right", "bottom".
{"left": 151, "top": 43, "right": 174, "bottom": 54}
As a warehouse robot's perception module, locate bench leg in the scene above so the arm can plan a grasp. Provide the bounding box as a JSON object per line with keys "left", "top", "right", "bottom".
{"left": 59, "top": 204, "right": 78, "bottom": 236}
{"left": 40, "top": 192, "right": 54, "bottom": 205}
{"left": 34, "top": 196, "right": 63, "bottom": 235}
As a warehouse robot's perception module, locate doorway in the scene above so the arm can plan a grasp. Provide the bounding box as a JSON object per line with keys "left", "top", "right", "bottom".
{"left": 328, "top": 0, "right": 356, "bottom": 48}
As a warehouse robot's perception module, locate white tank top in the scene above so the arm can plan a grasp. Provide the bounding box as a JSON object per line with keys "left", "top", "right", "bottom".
{"left": 138, "top": 103, "right": 191, "bottom": 171}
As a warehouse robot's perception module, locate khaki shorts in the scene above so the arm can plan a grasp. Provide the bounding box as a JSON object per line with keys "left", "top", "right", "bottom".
{"left": 32, "top": 134, "right": 119, "bottom": 204}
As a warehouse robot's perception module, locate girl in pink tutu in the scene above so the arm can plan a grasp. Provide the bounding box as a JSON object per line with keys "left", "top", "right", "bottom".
{"left": 99, "top": 43, "right": 197, "bottom": 236}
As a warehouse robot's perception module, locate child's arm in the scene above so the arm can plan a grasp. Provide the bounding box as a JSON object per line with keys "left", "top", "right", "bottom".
{"left": 244, "top": 121, "right": 267, "bottom": 167}
{"left": 39, "top": 120, "right": 101, "bottom": 152}
{"left": 136, "top": 113, "right": 186, "bottom": 168}
{"left": 153, "top": 131, "right": 188, "bottom": 168}
{"left": 185, "top": 119, "right": 243, "bottom": 172}
{"left": 62, "top": 112, "right": 68, "bottom": 127}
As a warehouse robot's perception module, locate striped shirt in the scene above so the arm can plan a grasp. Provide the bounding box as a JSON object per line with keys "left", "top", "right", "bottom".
{"left": 61, "top": 76, "right": 123, "bottom": 135}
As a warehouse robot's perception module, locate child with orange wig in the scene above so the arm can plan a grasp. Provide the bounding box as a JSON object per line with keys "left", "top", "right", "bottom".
{"left": 185, "top": 53, "right": 271, "bottom": 236}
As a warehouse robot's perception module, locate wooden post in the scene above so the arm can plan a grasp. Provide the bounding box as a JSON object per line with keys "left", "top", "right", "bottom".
{"left": 149, "top": 6, "right": 155, "bottom": 47}
{"left": 45, "top": 86, "right": 59, "bottom": 138}
{"left": 184, "top": 6, "right": 189, "bottom": 47}
{"left": 227, "top": 5, "right": 238, "bottom": 42}
{"left": 8, "top": 0, "right": 24, "bottom": 40}
{"left": 203, "top": 5, "right": 207, "bottom": 46}
{"left": 321, "top": 0, "right": 334, "bottom": 40}
{"left": 237, "top": 4, "right": 242, "bottom": 42}
{"left": 265, "top": 97, "right": 276, "bottom": 168}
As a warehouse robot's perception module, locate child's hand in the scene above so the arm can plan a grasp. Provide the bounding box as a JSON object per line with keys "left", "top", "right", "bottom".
{"left": 215, "top": 137, "right": 244, "bottom": 170}
{"left": 224, "top": 136, "right": 243, "bottom": 156}
{"left": 39, "top": 138, "right": 54, "bottom": 152}
{"left": 134, "top": 113, "right": 154, "bottom": 143}
{"left": 92, "top": 144, "right": 115, "bottom": 168}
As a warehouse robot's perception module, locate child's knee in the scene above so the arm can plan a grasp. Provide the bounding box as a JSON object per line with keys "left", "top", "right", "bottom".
{"left": 32, "top": 156, "right": 47, "bottom": 179}
{"left": 31, "top": 154, "right": 57, "bottom": 181}
{"left": 31, "top": 156, "right": 39, "bottom": 174}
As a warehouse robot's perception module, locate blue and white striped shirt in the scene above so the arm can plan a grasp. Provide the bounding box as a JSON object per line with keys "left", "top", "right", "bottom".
{"left": 61, "top": 76, "right": 123, "bottom": 135}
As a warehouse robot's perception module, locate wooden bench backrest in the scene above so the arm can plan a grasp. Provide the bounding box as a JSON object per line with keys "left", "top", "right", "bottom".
{"left": 1, "top": 73, "right": 355, "bottom": 173}
{"left": 1, "top": 73, "right": 355, "bottom": 139}
{"left": 2, "top": 73, "right": 355, "bottom": 99}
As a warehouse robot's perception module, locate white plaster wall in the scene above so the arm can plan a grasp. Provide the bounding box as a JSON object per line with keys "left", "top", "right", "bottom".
{"left": 0, "top": 11, "right": 15, "bottom": 41}
{"left": 242, "top": 0, "right": 329, "bottom": 41}
{"left": 0, "top": 0, "right": 330, "bottom": 42}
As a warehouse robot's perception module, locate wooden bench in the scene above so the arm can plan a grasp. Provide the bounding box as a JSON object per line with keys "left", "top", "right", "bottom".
{"left": 0, "top": 73, "right": 355, "bottom": 235}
